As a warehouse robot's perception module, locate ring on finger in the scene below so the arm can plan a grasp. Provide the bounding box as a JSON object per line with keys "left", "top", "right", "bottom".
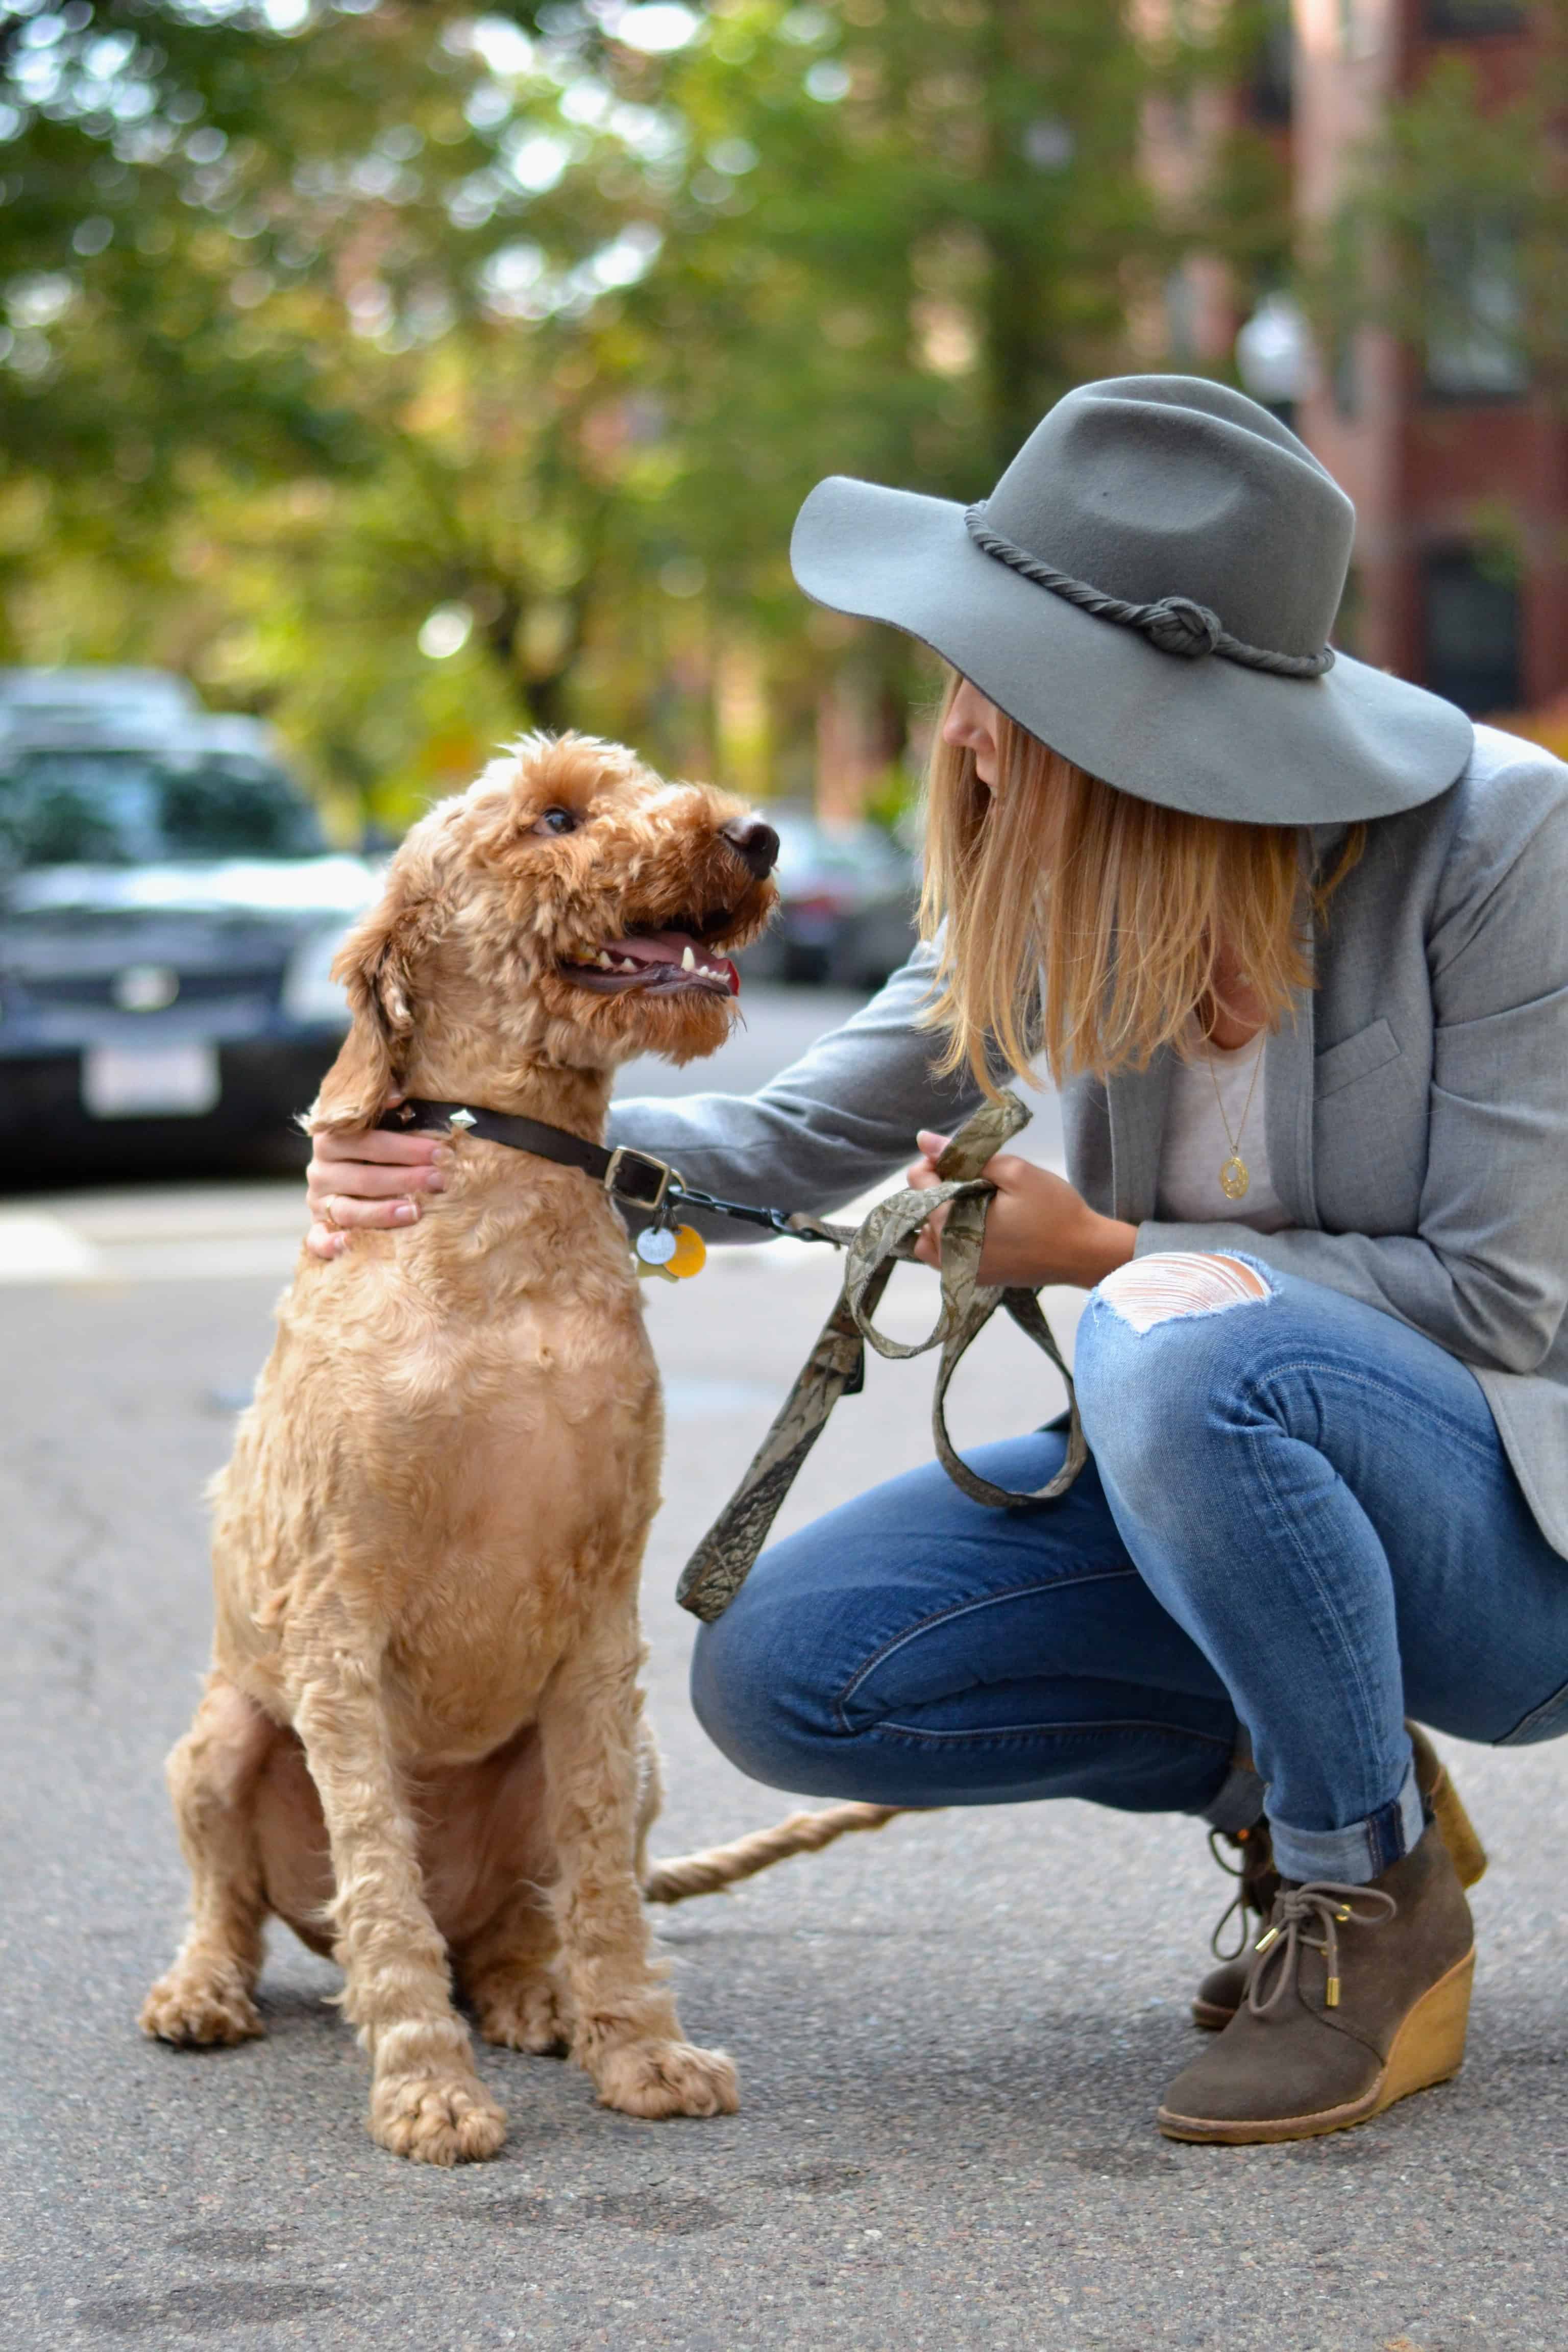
{"left": 320, "top": 1194, "right": 341, "bottom": 1232}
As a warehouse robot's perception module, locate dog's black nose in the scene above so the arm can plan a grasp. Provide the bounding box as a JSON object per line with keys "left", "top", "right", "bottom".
{"left": 720, "top": 815, "right": 779, "bottom": 879}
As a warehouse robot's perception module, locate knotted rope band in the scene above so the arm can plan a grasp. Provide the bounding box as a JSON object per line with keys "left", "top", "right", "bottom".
{"left": 964, "top": 503, "right": 1335, "bottom": 679}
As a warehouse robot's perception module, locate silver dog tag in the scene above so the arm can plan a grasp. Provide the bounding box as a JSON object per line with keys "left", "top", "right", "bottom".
{"left": 636, "top": 1227, "right": 677, "bottom": 1266}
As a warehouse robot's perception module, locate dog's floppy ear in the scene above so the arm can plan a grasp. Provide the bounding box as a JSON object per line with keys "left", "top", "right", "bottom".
{"left": 308, "top": 864, "right": 441, "bottom": 1135}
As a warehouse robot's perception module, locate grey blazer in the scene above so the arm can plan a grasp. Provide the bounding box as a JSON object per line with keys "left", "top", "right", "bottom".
{"left": 609, "top": 725, "right": 1568, "bottom": 1560}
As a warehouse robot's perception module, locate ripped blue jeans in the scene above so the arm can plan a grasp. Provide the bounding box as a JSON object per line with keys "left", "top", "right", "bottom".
{"left": 691, "top": 1255, "right": 1568, "bottom": 1886}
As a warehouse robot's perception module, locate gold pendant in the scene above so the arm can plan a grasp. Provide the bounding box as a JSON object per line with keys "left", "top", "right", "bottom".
{"left": 1219, "top": 1154, "right": 1251, "bottom": 1202}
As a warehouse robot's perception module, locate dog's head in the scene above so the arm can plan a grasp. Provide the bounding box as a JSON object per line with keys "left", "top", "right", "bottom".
{"left": 312, "top": 733, "right": 779, "bottom": 1131}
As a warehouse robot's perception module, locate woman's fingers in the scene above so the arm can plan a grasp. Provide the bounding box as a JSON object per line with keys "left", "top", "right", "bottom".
{"left": 313, "top": 1125, "right": 445, "bottom": 1169}
{"left": 304, "top": 1190, "right": 421, "bottom": 1262}
{"left": 319, "top": 1190, "right": 421, "bottom": 1230}
{"left": 310, "top": 1155, "right": 447, "bottom": 1204}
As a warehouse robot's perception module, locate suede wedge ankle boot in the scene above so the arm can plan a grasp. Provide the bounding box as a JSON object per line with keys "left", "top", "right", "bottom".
{"left": 1158, "top": 1818, "right": 1475, "bottom": 2145}
{"left": 1190, "top": 1724, "right": 1487, "bottom": 2031}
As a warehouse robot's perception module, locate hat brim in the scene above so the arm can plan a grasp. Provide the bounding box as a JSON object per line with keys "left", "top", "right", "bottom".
{"left": 791, "top": 476, "right": 1474, "bottom": 823}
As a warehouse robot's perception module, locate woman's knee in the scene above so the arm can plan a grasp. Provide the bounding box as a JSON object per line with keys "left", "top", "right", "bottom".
{"left": 689, "top": 1570, "right": 847, "bottom": 1796}
{"left": 1073, "top": 1250, "right": 1277, "bottom": 1476}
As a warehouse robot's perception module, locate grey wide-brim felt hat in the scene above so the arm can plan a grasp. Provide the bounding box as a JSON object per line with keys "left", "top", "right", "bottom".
{"left": 790, "top": 374, "right": 1474, "bottom": 824}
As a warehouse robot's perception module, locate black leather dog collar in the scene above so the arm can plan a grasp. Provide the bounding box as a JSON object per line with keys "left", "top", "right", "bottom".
{"left": 379, "top": 1098, "right": 676, "bottom": 1211}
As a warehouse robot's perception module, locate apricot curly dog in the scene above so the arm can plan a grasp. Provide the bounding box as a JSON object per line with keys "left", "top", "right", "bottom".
{"left": 141, "top": 733, "right": 778, "bottom": 2163}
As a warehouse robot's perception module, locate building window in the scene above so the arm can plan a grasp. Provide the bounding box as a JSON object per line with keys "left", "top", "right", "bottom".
{"left": 1425, "top": 2, "right": 1526, "bottom": 34}
{"left": 1422, "top": 549, "right": 1521, "bottom": 715}
{"left": 1251, "top": 0, "right": 1291, "bottom": 125}
{"left": 1424, "top": 222, "right": 1528, "bottom": 399}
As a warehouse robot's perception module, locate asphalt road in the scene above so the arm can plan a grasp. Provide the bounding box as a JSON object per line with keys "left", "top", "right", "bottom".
{"left": 1, "top": 985, "right": 1564, "bottom": 2352}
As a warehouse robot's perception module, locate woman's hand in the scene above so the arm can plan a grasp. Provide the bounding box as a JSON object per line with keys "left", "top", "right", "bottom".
{"left": 906, "top": 1130, "right": 1136, "bottom": 1290}
{"left": 305, "top": 1099, "right": 449, "bottom": 1260}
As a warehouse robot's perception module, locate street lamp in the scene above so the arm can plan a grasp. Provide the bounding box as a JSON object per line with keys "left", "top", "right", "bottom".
{"left": 1236, "top": 292, "right": 1312, "bottom": 423}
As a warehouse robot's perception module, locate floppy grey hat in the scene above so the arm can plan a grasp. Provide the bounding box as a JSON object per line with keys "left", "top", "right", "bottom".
{"left": 790, "top": 374, "right": 1474, "bottom": 824}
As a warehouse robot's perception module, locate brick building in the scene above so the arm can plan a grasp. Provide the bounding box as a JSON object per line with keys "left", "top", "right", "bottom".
{"left": 1154, "top": 0, "right": 1565, "bottom": 723}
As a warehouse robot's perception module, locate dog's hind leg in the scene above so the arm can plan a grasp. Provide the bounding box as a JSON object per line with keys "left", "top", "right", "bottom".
{"left": 288, "top": 1637, "right": 506, "bottom": 2166}
{"left": 459, "top": 1890, "right": 572, "bottom": 2057}
{"left": 140, "top": 1673, "right": 273, "bottom": 2047}
{"left": 537, "top": 1624, "right": 739, "bottom": 2120}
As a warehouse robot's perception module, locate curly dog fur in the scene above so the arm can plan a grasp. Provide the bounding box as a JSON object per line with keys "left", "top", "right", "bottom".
{"left": 141, "top": 734, "right": 776, "bottom": 2163}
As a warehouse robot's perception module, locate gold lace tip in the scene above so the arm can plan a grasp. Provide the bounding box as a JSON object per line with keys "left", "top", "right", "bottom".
{"left": 1326, "top": 1976, "right": 1341, "bottom": 2007}
{"left": 1255, "top": 1926, "right": 1280, "bottom": 1953}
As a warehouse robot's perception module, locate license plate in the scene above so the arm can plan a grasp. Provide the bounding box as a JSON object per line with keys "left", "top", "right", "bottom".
{"left": 82, "top": 1043, "right": 220, "bottom": 1119}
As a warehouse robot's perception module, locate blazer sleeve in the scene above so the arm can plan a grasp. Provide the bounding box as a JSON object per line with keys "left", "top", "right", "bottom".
{"left": 603, "top": 933, "right": 986, "bottom": 1241}
{"left": 1134, "top": 761, "right": 1568, "bottom": 1375}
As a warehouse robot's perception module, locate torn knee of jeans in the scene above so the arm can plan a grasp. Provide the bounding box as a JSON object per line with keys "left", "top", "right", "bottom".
{"left": 1094, "top": 1252, "right": 1272, "bottom": 1335}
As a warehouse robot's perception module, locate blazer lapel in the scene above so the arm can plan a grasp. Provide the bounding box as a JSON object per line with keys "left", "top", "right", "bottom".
{"left": 1264, "top": 891, "right": 1318, "bottom": 1228}
{"left": 1107, "top": 1049, "right": 1172, "bottom": 1224}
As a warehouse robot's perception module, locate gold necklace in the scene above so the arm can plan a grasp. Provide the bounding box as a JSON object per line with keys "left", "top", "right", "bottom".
{"left": 1206, "top": 1030, "right": 1264, "bottom": 1202}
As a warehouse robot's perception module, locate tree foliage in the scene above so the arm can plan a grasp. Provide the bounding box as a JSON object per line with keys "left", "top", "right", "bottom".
{"left": 1305, "top": 5, "right": 1568, "bottom": 413}
{"left": 0, "top": 0, "right": 1248, "bottom": 823}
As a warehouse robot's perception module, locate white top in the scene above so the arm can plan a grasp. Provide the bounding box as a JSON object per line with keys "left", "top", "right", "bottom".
{"left": 1154, "top": 1019, "right": 1289, "bottom": 1233}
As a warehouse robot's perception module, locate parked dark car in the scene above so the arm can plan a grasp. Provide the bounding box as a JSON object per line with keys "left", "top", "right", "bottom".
{"left": 738, "top": 807, "right": 919, "bottom": 989}
{"left": 0, "top": 695, "right": 377, "bottom": 1170}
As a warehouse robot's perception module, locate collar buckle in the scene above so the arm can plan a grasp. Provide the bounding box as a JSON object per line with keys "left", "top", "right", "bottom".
{"left": 602, "top": 1146, "right": 678, "bottom": 1213}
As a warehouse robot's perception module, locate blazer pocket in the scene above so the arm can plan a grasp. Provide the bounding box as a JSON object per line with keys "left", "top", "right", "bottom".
{"left": 1314, "top": 1017, "right": 1402, "bottom": 1101}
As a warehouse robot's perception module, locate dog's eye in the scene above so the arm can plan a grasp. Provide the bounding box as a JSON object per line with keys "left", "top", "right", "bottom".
{"left": 533, "top": 806, "right": 581, "bottom": 837}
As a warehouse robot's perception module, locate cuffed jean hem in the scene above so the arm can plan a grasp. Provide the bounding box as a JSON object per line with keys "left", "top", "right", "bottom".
{"left": 1203, "top": 1758, "right": 1266, "bottom": 1834}
{"left": 1266, "top": 1757, "right": 1425, "bottom": 1886}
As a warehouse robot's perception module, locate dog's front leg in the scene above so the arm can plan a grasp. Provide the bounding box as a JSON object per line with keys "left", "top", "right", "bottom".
{"left": 538, "top": 1627, "right": 739, "bottom": 2119}
{"left": 290, "top": 1646, "right": 506, "bottom": 2166}
{"left": 140, "top": 1672, "right": 272, "bottom": 2047}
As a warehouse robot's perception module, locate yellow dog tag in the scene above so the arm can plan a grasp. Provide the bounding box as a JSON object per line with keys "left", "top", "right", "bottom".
{"left": 634, "top": 1225, "right": 705, "bottom": 1282}
{"left": 668, "top": 1225, "right": 706, "bottom": 1279}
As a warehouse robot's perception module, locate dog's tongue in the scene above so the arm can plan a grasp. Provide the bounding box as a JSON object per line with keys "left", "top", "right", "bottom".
{"left": 612, "top": 931, "right": 740, "bottom": 993}
{"left": 619, "top": 930, "right": 700, "bottom": 966}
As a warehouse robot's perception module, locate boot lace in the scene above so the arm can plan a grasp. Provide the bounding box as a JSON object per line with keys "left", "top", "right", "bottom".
{"left": 1247, "top": 1880, "right": 1398, "bottom": 2016}
{"left": 1206, "top": 1825, "right": 1271, "bottom": 1962}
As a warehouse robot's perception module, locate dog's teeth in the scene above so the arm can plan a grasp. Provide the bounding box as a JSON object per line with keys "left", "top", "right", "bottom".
{"left": 597, "top": 950, "right": 612, "bottom": 967}
{"left": 681, "top": 944, "right": 696, "bottom": 971}
{"left": 618, "top": 958, "right": 638, "bottom": 972}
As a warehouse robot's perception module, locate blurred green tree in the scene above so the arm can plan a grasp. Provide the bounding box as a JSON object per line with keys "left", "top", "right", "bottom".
{"left": 1305, "top": 8, "right": 1568, "bottom": 408}
{"left": 0, "top": 0, "right": 1245, "bottom": 822}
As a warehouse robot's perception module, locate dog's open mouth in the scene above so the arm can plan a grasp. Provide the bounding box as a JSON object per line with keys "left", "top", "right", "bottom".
{"left": 558, "top": 922, "right": 741, "bottom": 998}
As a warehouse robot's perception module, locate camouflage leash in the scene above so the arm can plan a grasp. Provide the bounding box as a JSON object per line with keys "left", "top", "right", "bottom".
{"left": 676, "top": 1090, "right": 1089, "bottom": 1623}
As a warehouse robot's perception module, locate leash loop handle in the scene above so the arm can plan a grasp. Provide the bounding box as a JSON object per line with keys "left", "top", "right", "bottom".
{"left": 677, "top": 1089, "right": 1088, "bottom": 1622}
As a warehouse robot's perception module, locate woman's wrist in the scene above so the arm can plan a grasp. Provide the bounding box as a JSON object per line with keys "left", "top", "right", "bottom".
{"left": 1066, "top": 1212, "right": 1136, "bottom": 1290}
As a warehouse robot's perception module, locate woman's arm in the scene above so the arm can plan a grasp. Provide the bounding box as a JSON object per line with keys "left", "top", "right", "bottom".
{"left": 602, "top": 935, "right": 985, "bottom": 1240}
{"left": 306, "top": 936, "right": 983, "bottom": 1257}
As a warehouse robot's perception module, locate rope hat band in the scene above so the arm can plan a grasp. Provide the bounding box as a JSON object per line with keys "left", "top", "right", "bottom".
{"left": 963, "top": 503, "right": 1335, "bottom": 680}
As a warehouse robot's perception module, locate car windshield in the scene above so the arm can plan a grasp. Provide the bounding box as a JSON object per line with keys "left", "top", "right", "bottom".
{"left": 0, "top": 748, "right": 326, "bottom": 867}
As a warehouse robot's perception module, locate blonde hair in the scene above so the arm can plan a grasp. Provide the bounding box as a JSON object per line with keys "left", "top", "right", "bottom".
{"left": 919, "top": 674, "right": 1364, "bottom": 1094}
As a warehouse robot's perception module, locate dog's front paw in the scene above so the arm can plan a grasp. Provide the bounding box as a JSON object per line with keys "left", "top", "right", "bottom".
{"left": 370, "top": 2070, "right": 507, "bottom": 2165}
{"left": 593, "top": 2038, "right": 740, "bottom": 2120}
{"left": 140, "top": 1965, "right": 263, "bottom": 2048}
{"left": 474, "top": 1971, "right": 572, "bottom": 2057}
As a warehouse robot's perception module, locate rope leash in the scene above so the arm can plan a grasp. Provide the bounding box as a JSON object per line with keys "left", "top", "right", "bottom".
{"left": 677, "top": 1089, "right": 1088, "bottom": 1622}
